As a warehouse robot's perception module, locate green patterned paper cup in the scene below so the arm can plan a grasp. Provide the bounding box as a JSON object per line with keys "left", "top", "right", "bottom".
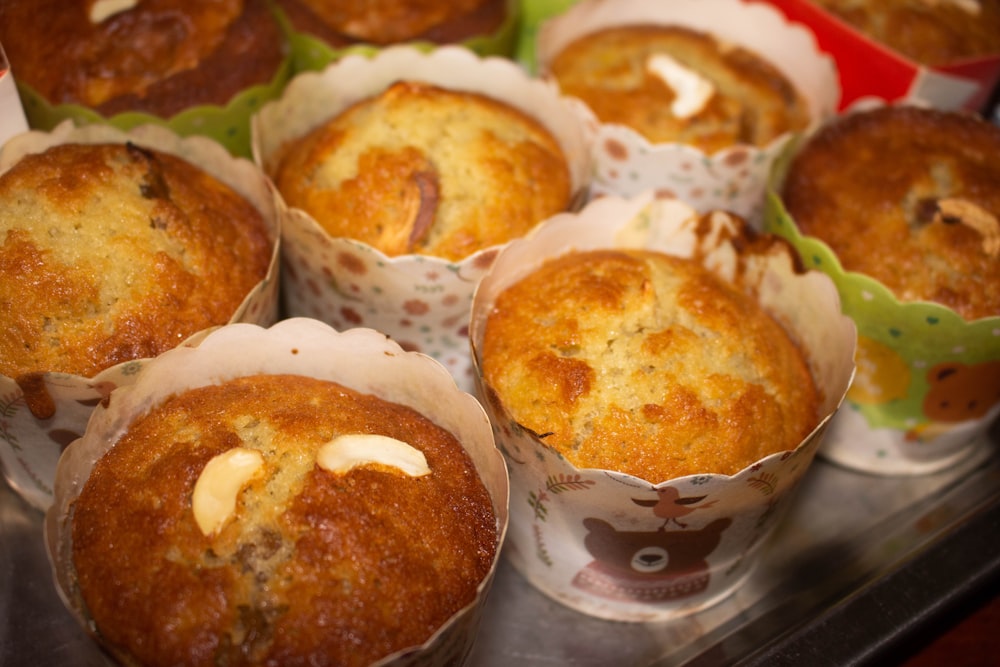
{"left": 16, "top": 52, "right": 293, "bottom": 159}
{"left": 532, "top": 0, "right": 840, "bottom": 224}
{"left": 765, "top": 155, "right": 1000, "bottom": 475}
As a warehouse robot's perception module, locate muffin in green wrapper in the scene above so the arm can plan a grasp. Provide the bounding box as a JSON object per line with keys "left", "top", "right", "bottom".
{"left": 0, "top": 0, "right": 293, "bottom": 158}
{"left": 272, "top": 0, "right": 521, "bottom": 73}
{"left": 765, "top": 104, "right": 1000, "bottom": 475}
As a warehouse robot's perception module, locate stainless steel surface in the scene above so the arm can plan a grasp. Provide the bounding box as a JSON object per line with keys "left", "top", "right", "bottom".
{"left": 3, "top": 429, "right": 998, "bottom": 667}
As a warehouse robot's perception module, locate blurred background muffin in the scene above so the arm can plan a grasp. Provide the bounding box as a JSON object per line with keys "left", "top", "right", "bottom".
{"left": 809, "top": 0, "right": 1000, "bottom": 68}
{"left": 0, "top": 0, "right": 291, "bottom": 156}
{"left": 276, "top": 0, "right": 510, "bottom": 48}
{"left": 546, "top": 23, "right": 811, "bottom": 154}
{"left": 270, "top": 79, "right": 572, "bottom": 261}
{"left": 534, "top": 0, "right": 838, "bottom": 220}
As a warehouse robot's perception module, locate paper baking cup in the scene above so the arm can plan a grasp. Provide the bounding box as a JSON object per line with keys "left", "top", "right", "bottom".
{"left": 281, "top": 0, "right": 522, "bottom": 73}
{"left": 766, "top": 151, "right": 1000, "bottom": 476}
{"left": 0, "top": 122, "right": 283, "bottom": 511}
{"left": 469, "top": 193, "right": 856, "bottom": 621}
{"left": 15, "top": 54, "right": 292, "bottom": 159}
{"left": 253, "top": 44, "right": 593, "bottom": 393}
{"left": 45, "top": 319, "right": 509, "bottom": 667}
{"left": 535, "top": 0, "right": 840, "bottom": 224}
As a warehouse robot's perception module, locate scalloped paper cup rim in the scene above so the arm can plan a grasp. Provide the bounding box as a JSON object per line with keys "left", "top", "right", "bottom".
{"left": 468, "top": 192, "right": 856, "bottom": 621}
{"left": 0, "top": 121, "right": 283, "bottom": 510}
{"left": 45, "top": 318, "right": 509, "bottom": 667}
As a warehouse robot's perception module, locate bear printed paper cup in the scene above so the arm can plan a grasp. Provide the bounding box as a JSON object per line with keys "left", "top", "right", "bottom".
{"left": 469, "top": 193, "right": 856, "bottom": 621}
{"left": 45, "top": 318, "right": 509, "bottom": 667}
{"left": 534, "top": 0, "right": 840, "bottom": 224}
{"left": 0, "top": 121, "right": 283, "bottom": 511}
{"left": 766, "top": 130, "right": 1000, "bottom": 475}
{"left": 253, "top": 44, "right": 593, "bottom": 393}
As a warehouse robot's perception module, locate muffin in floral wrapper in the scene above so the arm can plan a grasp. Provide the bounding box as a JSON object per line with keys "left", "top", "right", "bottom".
{"left": 1, "top": 0, "right": 294, "bottom": 158}
{"left": 45, "top": 319, "right": 509, "bottom": 667}
{"left": 535, "top": 0, "right": 839, "bottom": 223}
{"left": 252, "top": 44, "right": 593, "bottom": 393}
{"left": 275, "top": 0, "right": 522, "bottom": 74}
{"left": 766, "top": 103, "right": 1000, "bottom": 475}
{"left": 0, "top": 121, "right": 282, "bottom": 511}
{"left": 469, "top": 193, "right": 856, "bottom": 621}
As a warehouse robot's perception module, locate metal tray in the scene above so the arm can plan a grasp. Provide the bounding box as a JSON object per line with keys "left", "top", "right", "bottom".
{"left": 3, "top": 426, "right": 998, "bottom": 666}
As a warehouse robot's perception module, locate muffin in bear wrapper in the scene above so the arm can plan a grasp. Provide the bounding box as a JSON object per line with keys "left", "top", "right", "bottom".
{"left": 469, "top": 193, "right": 855, "bottom": 621}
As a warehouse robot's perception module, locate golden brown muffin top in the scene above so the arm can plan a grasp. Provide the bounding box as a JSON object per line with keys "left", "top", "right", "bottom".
{"left": 71, "top": 373, "right": 498, "bottom": 667}
{"left": 480, "top": 248, "right": 819, "bottom": 482}
{"left": 547, "top": 24, "right": 810, "bottom": 152}
{"left": 275, "top": 0, "right": 507, "bottom": 47}
{"left": 781, "top": 105, "right": 1000, "bottom": 320}
{"left": 811, "top": 0, "right": 1000, "bottom": 66}
{"left": 272, "top": 80, "right": 571, "bottom": 260}
{"left": 0, "top": 0, "right": 285, "bottom": 116}
{"left": 0, "top": 142, "right": 273, "bottom": 379}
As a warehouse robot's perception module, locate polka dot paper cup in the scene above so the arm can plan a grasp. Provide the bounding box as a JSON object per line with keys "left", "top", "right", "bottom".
{"left": 0, "top": 122, "right": 282, "bottom": 511}
{"left": 45, "top": 318, "right": 509, "bottom": 667}
{"left": 535, "top": 0, "right": 839, "bottom": 224}
{"left": 253, "top": 45, "right": 593, "bottom": 393}
{"left": 766, "top": 165, "right": 1000, "bottom": 476}
{"left": 469, "top": 193, "right": 856, "bottom": 621}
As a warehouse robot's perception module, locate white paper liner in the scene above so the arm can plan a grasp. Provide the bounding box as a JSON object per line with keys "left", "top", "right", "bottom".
{"left": 44, "top": 318, "right": 510, "bottom": 667}
{"left": 469, "top": 192, "right": 856, "bottom": 621}
{"left": 251, "top": 44, "right": 594, "bottom": 394}
{"left": 536, "top": 0, "right": 840, "bottom": 224}
{"left": 0, "top": 121, "right": 283, "bottom": 511}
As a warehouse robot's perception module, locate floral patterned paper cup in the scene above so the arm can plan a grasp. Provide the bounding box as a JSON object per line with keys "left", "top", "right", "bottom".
{"left": 765, "top": 148, "right": 1000, "bottom": 476}
{"left": 45, "top": 318, "right": 509, "bottom": 667}
{"left": 469, "top": 193, "right": 856, "bottom": 621}
{"left": 253, "top": 44, "right": 593, "bottom": 393}
{"left": 0, "top": 121, "right": 282, "bottom": 511}
{"left": 535, "top": 0, "right": 840, "bottom": 224}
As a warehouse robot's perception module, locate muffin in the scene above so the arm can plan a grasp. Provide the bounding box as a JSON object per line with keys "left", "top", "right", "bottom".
{"left": 271, "top": 79, "right": 573, "bottom": 261}
{"left": 275, "top": 0, "right": 510, "bottom": 48}
{"left": 810, "top": 0, "right": 1000, "bottom": 67}
{"left": 780, "top": 104, "right": 1000, "bottom": 321}
{"left": 767, "top": 103, "right": 1000, "bottom": 474}
{"left": 69, "top": 373, "right": 497, "bottom": 666}
{"left": 480, "top": 247, "right": 820, "bottom": 481}
{"left": 47, "top": 320, "right": 508, "bottom": 667}
{"left": 0, "top": 141, "right": 274, "bottom": 380}
{"left": 0, "top": 0, "right": 286, "bottom": 118}
{"left": 534, "top": 0, "right": 838, "bottom": 219}
{"left": 0, "top": 122, "right": 281, "bottom": 512}
{"left": 469, "top": 193, "right": 856, "bottom": 621}
{"left": 547, "top": 23, "right": 811, "bottom": 153}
